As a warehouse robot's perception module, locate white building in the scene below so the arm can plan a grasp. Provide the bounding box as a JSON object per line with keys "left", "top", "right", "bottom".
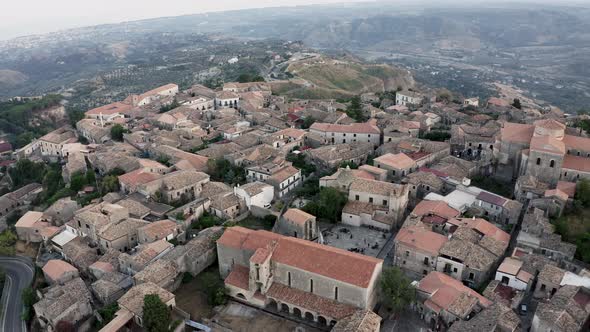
{"left": 396, "top": 91, "right": 424, "bottom": 106}
{"left": 234, "top": 182, "right": 274, "bottom": 209}
{"left": 494, "top": 257, "right": 533, "bottom": 291}
{"left": 309, "top": 121, "right": 381, "bottom": 147}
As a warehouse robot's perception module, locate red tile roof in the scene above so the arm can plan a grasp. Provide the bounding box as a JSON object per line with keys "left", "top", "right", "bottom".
{"left": 225, "top": 264, "right": 250, "bottom": 290}
{"left": 562, "top": 154, "right": 590, "bottom": 173}
{"left": 556, "top": 181, "right": 576, "bottom": 198}
{"left": 310, "top": 122, "right": 380, "bottom": 134}
{"left": 412, "top": 200, "right": 460, "bottom": 219}
{"left": 218, "top": 227, "right": 382, "bottom": 288}
{"left": 86, "top": 102, "right": 133, "bottom": 116}
{"left": 419, "top": 272, "right": 492, "bottom": 310}
{"left": 395, "top": 226, "right": 448, "bottom": 255}
{"left": 447, "top": 218, "right": 510, "bottom": 244}
{"left": 266, "top": 283, "right": 357, "bottom": 319}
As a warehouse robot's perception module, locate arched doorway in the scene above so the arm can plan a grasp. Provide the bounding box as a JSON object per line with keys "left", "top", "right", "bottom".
{"left": 330, "top": 320, "right": 337, "bottom": 327}
{"left": 281, "top": 303, "right": 290, "bottom": 313}
{"left": 293, "top": 307, "right": 302, "bottom": 318}
{"left": 304, "top": 312, "right": 315, "bottom": 322}
{"left": 236, "top": 293, "right": 246, "bottom": 300}
{"left": 268, "top": 299, "right": 278, "bottom": 310}
{"left": 317, "top": 316, "right": 327, "bottom": 326}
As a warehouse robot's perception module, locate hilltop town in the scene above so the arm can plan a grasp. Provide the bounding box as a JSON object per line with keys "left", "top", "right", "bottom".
{"left": 1, "top": 75, "right": 589, "bottom": 332}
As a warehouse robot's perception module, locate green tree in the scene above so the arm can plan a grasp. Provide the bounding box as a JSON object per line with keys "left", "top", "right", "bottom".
{"left": 576, "top": 179, "right": 590, "bottom": 207}
{"left": 512, "top": 98, "right": 522, "bottom": 109}
{"left": 301, "top": 116, "right": 316, "bottom": 129}
{"left": 110, "top": 124, "right": 126, "bottom": 141}
{"left": 100, "top": 175, "right": 120, "bottom": 194}
{"left": 346, "top": 96, "right": 366, "bottom": 122}
{"left": 143, "top": 294, "right": 172, "bottom": 332}
{"left": 200, "top": 273, "right": 228, "bottom": 306}
{"left": 303, "top": 187, "right": 347, "bottom": 223}
{"left": 9, "top": 159, "right": 47, "bottom": 188}
{"left": 69, "top": 172, "right": 87, "bottom": 192}
{"left": 379, "top": 267, "right": 415, "bottom": 315}
{"left": 21, "top": 286, "right": 37, "bottom": 321}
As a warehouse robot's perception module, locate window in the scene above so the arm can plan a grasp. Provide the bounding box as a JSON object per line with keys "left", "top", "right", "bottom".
{"left": 423, "top": 257, "right": 429, "bottom": 266}
{"left": 536, "top": 158, "right": 541, "bottom": 165}
{"left": 453, "top": 268, "right": 458, "bottom": 273}
{"left": 540, "top": 284, "right": 546, "bottom": 291}
{"left": 353, "top": 134, "right": 357, "bottom": 137}
{"left": 355, "top": 195, "right": 359, "bottom": 201}
{"left": 468, "top": 273, "right": 475, "bottom": 280}
{"left": 501, "top": 276, "right": 510, "bottom": 285}
{"left": 369, "top": 197, "right": 373, "bottom": 203}
{"left": 405, "top": 250, "right": 410, "bottom": 257}
{"left": 383, "top": 200, "right": 387, "bottom": 206}
{"left": 288, "top": 272, "right": 291, "bottom": 287}
{"left": 550, "top": 160, "right": 555, "bottom": 168}
{"left": 310, "top": 279, "right": 314, "bottom": 293}
{"left": 334, "top": 287, "right": 339, "bottom": 300}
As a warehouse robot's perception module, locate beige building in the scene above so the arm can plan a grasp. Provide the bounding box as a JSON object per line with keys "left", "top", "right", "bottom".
{"left": 393, "top": 226, "right": 448, "bottom": 279}
{"left": 274, "top": 208, "right": 318, "bottom": 240}
{"left": 310, "top": 121, "right": 381, "bottom": 147}
{"left": 15, "top": 211, "right": 60, "bottom": 243}
{"left": 343, "top": 178, "right": 409, "bottom": 229}
{"left": 138, "top": 170, "right": 210, "bottom": 202}
{"left": 34, "top": 277, "right": 93, "bottom": 331}
{"left": 217, "top": 227, "right": 383, "bottom": 327}
{"left": 374, "top": 152, "right": 418, "bottom": 180}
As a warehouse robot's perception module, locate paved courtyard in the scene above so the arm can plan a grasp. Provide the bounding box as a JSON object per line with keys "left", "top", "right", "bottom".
{"left": 320, "top": 222, "right": 391, "bottom": 257}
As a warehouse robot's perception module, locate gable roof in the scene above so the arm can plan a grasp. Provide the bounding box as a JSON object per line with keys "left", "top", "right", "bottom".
{"left": 217, "top": 227, "right": 382, "bottom": 288}
{"left": 395, "top": 226, "right": 448, "bottom": 255}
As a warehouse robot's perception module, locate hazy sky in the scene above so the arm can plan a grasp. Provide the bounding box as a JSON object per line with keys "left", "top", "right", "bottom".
{"left": 0, "top": 0, "right": 376, "bottom": 40}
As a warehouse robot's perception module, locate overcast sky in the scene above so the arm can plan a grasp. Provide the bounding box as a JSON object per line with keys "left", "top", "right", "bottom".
{"left": 0, "top": 0, "right": 378, "bottom": 40}
{"left": 1, "top": 0, "right": 583, "bottom": 40}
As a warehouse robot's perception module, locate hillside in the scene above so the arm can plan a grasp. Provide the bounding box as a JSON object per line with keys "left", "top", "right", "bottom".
{"left": 275, "top": 56, "right": 414, "bottom": 99}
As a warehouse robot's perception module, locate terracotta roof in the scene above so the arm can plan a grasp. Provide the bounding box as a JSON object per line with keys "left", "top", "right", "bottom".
{"left": 418, "top": 272, "right": 492, "bottom": 313}
{"left": 375, "top": 153, "right": 417, "bottom": 169}
{"left": 349, "top": 178, "right": 407, "bottom": 197}
{"left": 310, "top": 122, "right": 380, "bottom": 134}
{"left": 118, "top": 169, "right": 161, "bottom": 187}
{"left": 269, "top": 165, "right": 300, "bottom": 183}
{"left": 545, "top": 189, "right": 569, "bottom": 201}
{"left": 563, "top": 134, "right": 590, "bottom": 151}
{"left": 43, "top": 259, "right": 78, "bottom": 281}
{"left": 530, "top": 135, "right": 565, "bottom": 154}
{"left": 15, "top": 211, "right": 44, "bottom": 228}
{"left": 395, "top": 226, "right": 448, "bottom": 255}
{"left": 266, "top": 282, "right": 357, "bottom": 319}
{"left": 412, "top": 200, "right": 460, "bottom": 219}
{"left": 497, "top": 257, "right": 523, "bottom": 276}
{"left": 282, "top": 208, "right": 314, "bottom": 226}
{"left": 139, "top": 220, "right": 178, "bottom": 240}
{"left": 86, "top": 102, "right": 133, "bottom": 116}
{"left": 476, "top": 191, "right": 507, "bottom": 206}
{"left": 501, "top": 122, "right": 534, "bottom": 144}
{"left": 534, "top": 119, "right": 566, "bottom": 131}
{"left": 225, "top": 264, "right": 250, "bottom": 290}
{"left": 447, "top": 218, "right": 510, "bottom": 243}
{"left": 118, "top": 282, "right": 174, "bottom": 317}
{"left": 218, "top": 227, "right": 382, "bottom": 288}
{"left": 332, "top": 309, "right": 381, "bottom": 332}
{"left": 562, "top": 154, "right": 590, "bottom": 172}
{"left": 557, "top": 181, "right": 576, "bottom": 198}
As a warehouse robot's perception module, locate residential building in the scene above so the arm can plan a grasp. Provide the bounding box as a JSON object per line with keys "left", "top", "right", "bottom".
{"left": 33, "top": 277, "right": 93, "bottom": 331}
{"left": 247, "top": 163, "right": 302, "bottom": 198}
{"left": 309, "top": 121, "right": 381, "bottom": 147}
{"left": 393, "top": 226, "right": 448, "bottom": 279}
{"left": 217, "top": 227, "right": 383, "bottom": 327}
{"left": 374, "top": 153, "right": 418, "bottom": 180}
{"left": 42, "top": 259, "right": 79, "bottom": 285}
{"left": 448, "top": 303, "right": 521, "bottom": 332}
{"left": 274, "top": 208, "right": 317, "bottom": 240}
{"left": 161, "top": 227, "right": 223, "bottom": 276}
{"left": 495, "top": 257, "right": 534, "bottom": 291}
{"left": 233, "top": 182, "right": 274, "bottom": 209}
{"left": 15, "top": 211, "right": 59, "bottom": 243}
{"left": 306, "top": 143, "right": 373, "bottom": 169}
{"left": 531, "top": 285, "right": 590, "bottom": 332}
{"left": 97, "top": 218, "right": 148, "bottom": 252}
{"left": 137, "top": 219, "right": 180, "bottom": 244}
{"left": 117, "top": 282, "right": 176, "bottom": 327}
{"left": 396, "top": 91, "right": 423, "bottom": 107}
{"left": 344, "top": 178, "right": 409, "bottom": 229}
{"left": 319, "top": 167, "right": 376, "bottom": 192}
{"left": 415, "top": 271, "right": 492, "bottom": 330}
{"left": 137, "top": 170, "right": 210, "bottom": 202}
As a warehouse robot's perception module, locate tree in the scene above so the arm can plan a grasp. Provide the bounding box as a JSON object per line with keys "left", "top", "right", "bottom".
{"left": 301, "top": 116, "right": 316, "bottom": 129}
{"left": 576, "top": 179, "right": 590, "bottom": 207}
{"left": 379, "top": 267, "right": 415, "bottom": 316}
{"left": 512, "top": 98, "right": 522, "bottom": 109}
{"left": 200, "top": 273, "right": 228, "bottom": 306}
{"left": 100, "top": 175, "right": 120, "bottom": 194}
{"left": 110, "top": 124, "right": 126, "bottom": 141}
{"left": 303, "top": 187, "right": 347, "bottom": 223}
{"left": 346, "top": 96, "right": 366, "bottom": 122}
{"left": 21, "top": 286, "right": 37, "bottom": 321}
{"left": 143, "top": 294, "right": 172, "bottom": 332}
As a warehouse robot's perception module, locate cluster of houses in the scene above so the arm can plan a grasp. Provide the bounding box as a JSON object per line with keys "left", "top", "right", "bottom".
{"left": 3, "top": 79, "right": 590, "bottom": 332}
